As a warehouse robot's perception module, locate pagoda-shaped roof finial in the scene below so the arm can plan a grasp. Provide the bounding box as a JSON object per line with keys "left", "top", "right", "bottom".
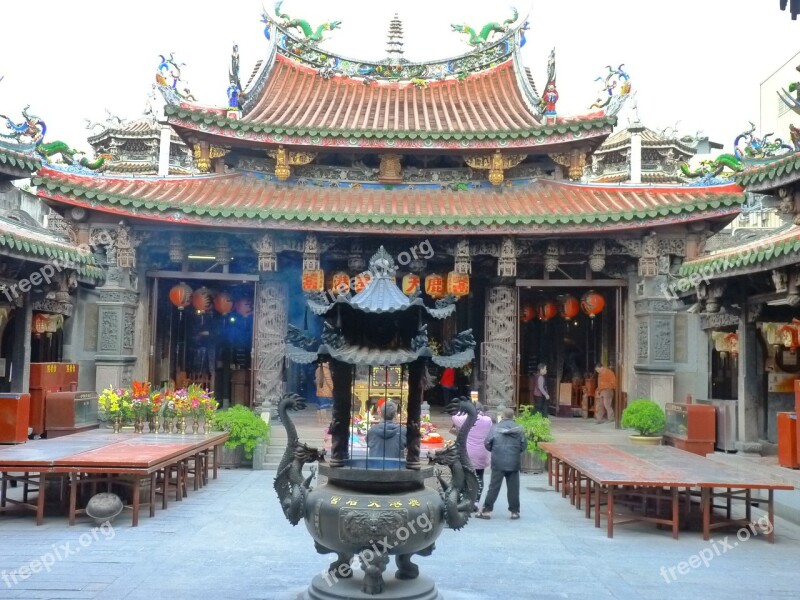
{"left": 386, "top": 13, "right": 404, "bottom": 62}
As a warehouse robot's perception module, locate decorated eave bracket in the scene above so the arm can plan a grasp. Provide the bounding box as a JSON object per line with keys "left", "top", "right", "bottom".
{"left": 463, "top": 151, "right": 527, "bottom": 185}
{"left": 268, "top": 145, "right": 317, "bottom": 180}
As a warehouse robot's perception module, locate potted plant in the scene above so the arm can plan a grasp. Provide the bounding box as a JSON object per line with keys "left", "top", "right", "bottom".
{"left": 210, "top": 405, "right": 270, "bottom": 468}
{"left": 621, "top": 399, "right": 665, "bottom": 445}
{"left": 515, "top": 406, "right": 553, "bottom": 473}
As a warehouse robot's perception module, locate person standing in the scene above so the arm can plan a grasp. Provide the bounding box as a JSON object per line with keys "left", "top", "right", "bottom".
{"left": 315, "top": 360, "right": 333, "bottom": 425}
{"left": 451, "top": 402, "right": 493, "bottom": 510}
{"left": 440, "top": 367, "right": 458, "bottom": 406}
{"left": 477, "top": 408, "right": 527, "bottom": 520}
{"left": 594, "top": 363, "right": 617, "bottom": 424}
{"left": 532, "top": 363, "right": 550, "bottom": 416}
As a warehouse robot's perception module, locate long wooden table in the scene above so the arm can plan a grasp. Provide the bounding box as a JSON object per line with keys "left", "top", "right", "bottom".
{"left": 0, "top": 431, "right": 227, "bottom": 526}
{"left": 541, "top": 443, "right": 794, "bottom": 543}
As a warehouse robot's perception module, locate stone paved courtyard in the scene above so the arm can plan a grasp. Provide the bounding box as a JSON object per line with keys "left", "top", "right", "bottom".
{"left": 0, "top": 465, "right": 798, "bottom": 600}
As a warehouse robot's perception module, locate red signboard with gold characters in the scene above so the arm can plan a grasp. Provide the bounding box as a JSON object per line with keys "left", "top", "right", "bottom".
{"left": 302, "top": 270, "right": 325, "bottom": 292}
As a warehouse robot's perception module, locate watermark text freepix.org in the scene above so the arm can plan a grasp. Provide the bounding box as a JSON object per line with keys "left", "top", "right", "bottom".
{"left": 321, "top": 513, "right": 433, "bottom": 587}
{"left": 659, "top": 515, "right": 773, "bottom": 583}
{"left": 2, "top": 522, "right": 116, "bottom": 588}
{"left": 0, "top": 230, "right": 112, "bottom": 303}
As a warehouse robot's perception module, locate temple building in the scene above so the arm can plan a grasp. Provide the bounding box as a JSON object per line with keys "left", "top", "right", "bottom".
{"left": 0, "top": 136, "right": 104, "bottom": 394}
{"left": 586, "top": 120, "right": 720, "bottom": 184}
{"left": 3, "top": 9, "right": 749, "bottom": 419}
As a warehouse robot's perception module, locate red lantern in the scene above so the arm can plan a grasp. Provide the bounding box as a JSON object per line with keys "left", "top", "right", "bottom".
{"left": 32, "top": 313, "right": 49, "bottom": 336}
{"left": 234, "top": 298, "right": 253, "bottom": 317}
{"left": 353, "top": 271, "right": 373, "bottom": 294}
{"left": 169, "top": 282, "right": 192, "bottom": 311}
{"left": 402, "top": 274, "right": 420, "bottom": 296}
{"left": 330, "top": 272, "right": 350, "bottom": 296}
{"left": 580, "top": 290, "right": 605, "bottom": 319}
{"left": 213, "top": 292, "right": 233, "bottom": 316}
{"left": 559, "top": 295, "right": 579, "bottom": 320}
{"left": 425, "top": 274, "right": 445, "bottom": 299}
{"left": 191, "top": 287, "right": 212, "bottom": 313}
{"left": 537, "top": 300, "right": 557, "bottom": 322}
{"left": 446, "top": 272, "right": 470, "bottom": 297}
{"left": 302, "top": 270, "right": 325, "bottom": 292}
{"left": 520, "top": 304, "right": 536, "bottom": 322}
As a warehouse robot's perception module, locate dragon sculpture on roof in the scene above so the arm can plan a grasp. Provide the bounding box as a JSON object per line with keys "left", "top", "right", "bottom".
{"left": 274, "top": 1, "right": 342, "bottom": 43}
{"left": 733, "top": 122, "right": 793, "bottom": 160}
{"left": 589, "top": 65, "right": 631, "bottom": 112}
{"left": 1, "top": 106, "right": 107, "bottom": 170}
{"left": 451, "top": 7, "right": 518, "bottom": 46}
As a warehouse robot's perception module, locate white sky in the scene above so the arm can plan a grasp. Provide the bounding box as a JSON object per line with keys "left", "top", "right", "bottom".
{"left": 1, "top": 0, "right": 799, "bottom": 154}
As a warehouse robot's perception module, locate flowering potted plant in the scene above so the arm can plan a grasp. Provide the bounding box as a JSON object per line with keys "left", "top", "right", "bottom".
{"left": 149, "top": 390, "right": 164, "bottom": 432}
{"left": 160, "top": 389, "right": 177, "bottom": 433}
{"left": 130, "top": 380, "right": 151, "bottom": 433}
{"left": 186, "top": 384, "right": 211, "bottom": 433}
{"left": 173, "top": 388, "right": 191, "bottom": 433}
{"left": 98, "top": 386, "right": 133, "bottom": 432}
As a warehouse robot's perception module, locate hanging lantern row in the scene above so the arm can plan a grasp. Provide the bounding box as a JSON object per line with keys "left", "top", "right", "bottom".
{"left": 306, "top": 269, "right": 469, "bottom": 299}
{"left": 559, "top": 295, "right": 580, "bottom": 320}
{"left": 213, "top": 291, "right": 233, "bottom": 316}
{"left": 168, "top": 283, "right": 252, "bottom": 317}
{"left": 402, "top": 273, "right": 420, "bottom": 296}
{"left": 521, "top": 291, "right": 606, "bottom": 322}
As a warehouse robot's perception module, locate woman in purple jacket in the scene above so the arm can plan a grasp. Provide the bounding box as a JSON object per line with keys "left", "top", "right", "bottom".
{"left": 451, "top": 403, "right": 493, "bottom": 511}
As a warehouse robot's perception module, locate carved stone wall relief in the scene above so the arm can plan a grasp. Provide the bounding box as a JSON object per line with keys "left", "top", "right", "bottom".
{"left": 637, "top": 322, "right": 649, "bottom": 360}
{"left": 652, "top": 318, "right": 673, "bottom": 362}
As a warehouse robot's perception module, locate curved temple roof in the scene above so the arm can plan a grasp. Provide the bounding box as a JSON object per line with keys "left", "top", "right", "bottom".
{"left": 34, "top": 167, "right": 745, "bottom": 235}
{"left": 165, "top": 16, "right": 618, "bottom": 150}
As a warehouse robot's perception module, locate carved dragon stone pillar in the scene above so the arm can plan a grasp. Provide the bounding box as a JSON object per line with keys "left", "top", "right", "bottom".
{"left": 483, "top": 286, "right": 516, "bottom": 409}
{"left": 253, "top": 274, "right": 288, "bottom": 413}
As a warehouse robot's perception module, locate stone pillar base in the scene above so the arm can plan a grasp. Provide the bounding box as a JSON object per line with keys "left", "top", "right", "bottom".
{"left": 734, "top": 441, "right": 764, "bottom": 456}
{"left": 95, "top": 357, "right": 136, "bottom": 391}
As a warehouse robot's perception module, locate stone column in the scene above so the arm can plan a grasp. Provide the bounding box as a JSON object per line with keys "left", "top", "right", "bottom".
{"left": 632, "top": 277, "right": 676, "bottom": 409}
{"left": 405, "top": 360, "right": 424, "bottom": 470}
{"left": 736, "top": 308, "right": 763, "bottom": 454}
{"left": 252, "top": 274, "right": 288, "bottom": 413}
{"left": 93, "top": 227, "right": 139, "bottom": 391}
{"left": 483, "top": 285, "right": 516, "bottom": 409}
{"left": 329, "top": 358, "right": 352, "bottom": 467}
{"left": 10, "top": 296, "right": 32, "bottom": 393}
{"left": 158, "top": 124, "right": 172, "bottom": 177}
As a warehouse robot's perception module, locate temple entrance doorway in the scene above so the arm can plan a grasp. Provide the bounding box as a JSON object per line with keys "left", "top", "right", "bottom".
{"left": 149, "top": 276, "right": 256, "bottom": 408}
{"left": 516, "top": 283, "right": 624, "bottom": 416}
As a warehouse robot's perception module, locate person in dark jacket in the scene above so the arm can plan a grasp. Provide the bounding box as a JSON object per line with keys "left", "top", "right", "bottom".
{"left": 366, "top": 401, "right": 407, "bottom": 459}
{"left": 477, "top": 408, "right": 527, "bottom": 520}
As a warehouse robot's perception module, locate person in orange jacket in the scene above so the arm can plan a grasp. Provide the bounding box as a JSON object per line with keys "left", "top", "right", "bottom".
{"left": 594, "top": 363, "right": 617, "bottom": 424}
